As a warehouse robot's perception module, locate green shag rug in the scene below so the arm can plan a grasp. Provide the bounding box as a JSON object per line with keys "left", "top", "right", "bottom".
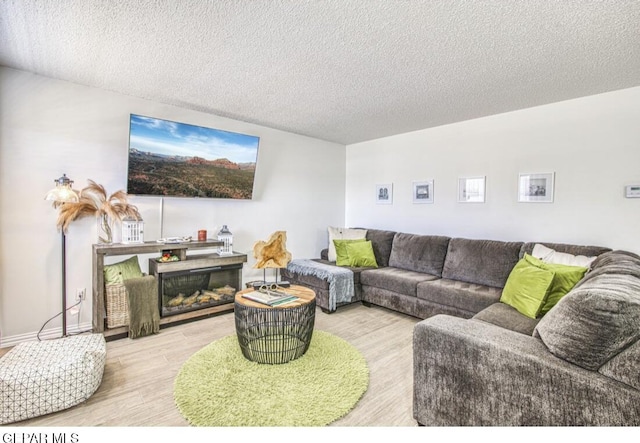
{"left": 174, "top": 330, "right": 369, "bottom": 426}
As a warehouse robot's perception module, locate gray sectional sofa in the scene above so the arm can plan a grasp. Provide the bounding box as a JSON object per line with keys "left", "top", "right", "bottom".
{"left": 283, "top": 228, "right": 640, "bottom": 425}
{"left": 282, "top": 228, "right": 609, "bottom": 319}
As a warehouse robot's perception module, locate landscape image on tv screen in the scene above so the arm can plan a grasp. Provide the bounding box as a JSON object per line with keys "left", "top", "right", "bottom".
{"left": 127, "top": 114, "right": 260, "bottom": 199}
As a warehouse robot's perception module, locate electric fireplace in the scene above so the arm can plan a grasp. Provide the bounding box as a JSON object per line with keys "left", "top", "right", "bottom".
{"left": 150, "top": 255, "right": 244, "bottom": 318}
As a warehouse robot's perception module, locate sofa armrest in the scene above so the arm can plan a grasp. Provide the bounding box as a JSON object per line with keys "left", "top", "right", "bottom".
{"left": 413, "top": 315, "right": 640, "bottom": 426}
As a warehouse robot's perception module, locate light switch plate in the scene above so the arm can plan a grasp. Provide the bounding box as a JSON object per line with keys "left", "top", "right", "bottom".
{"left": 625, "top": 185, "right": 640, "bottom": 198}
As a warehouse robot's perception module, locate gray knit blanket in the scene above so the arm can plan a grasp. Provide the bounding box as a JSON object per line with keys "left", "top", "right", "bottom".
{"left": 286, "top": 259, "right": 355, "bottom": 311}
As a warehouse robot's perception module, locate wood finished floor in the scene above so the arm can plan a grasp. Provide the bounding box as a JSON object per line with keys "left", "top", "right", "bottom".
{"left": 4, "top": 303, "right": 421, "bottom": 427}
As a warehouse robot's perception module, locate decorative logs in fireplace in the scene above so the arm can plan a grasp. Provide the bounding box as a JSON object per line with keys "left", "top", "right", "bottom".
{"left": 163, "top": 285, "right": 237, "bottom": 315}
{"left": 149, "top": 255, "right": 245, "bottom": 318}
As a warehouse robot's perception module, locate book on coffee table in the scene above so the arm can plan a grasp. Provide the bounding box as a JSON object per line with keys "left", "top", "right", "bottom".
{"left": 242, "top": 290, "right": 299, "bottom": 307}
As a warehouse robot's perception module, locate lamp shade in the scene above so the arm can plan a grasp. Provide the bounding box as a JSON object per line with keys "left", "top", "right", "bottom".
{"left": 45, "top": 174, "right": 79, "bottom": 203}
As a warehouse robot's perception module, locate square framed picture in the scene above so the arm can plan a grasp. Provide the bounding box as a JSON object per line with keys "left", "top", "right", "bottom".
{"left": 458, "top": 176, "right": 486, "bottom": 203}
{"left": 412, "top": 180, "right": 434, "bottom": 204}
{"left": 376, "top": 183, "right": 393, "bottom": 204}
{"left": 518, "top": 172, "right": 555, "bottom": 203}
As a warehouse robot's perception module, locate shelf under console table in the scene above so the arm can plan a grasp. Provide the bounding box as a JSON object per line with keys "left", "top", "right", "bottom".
{"left": 92, "top": 240, "right": 247, "bottom": 339}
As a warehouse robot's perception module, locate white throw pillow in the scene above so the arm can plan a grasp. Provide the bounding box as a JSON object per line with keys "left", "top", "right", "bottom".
{"left": 532, "top": 243, "right": 597, "bottom": 268}
{"left": 327, "top": 227, "right": 367, "bottom": 262}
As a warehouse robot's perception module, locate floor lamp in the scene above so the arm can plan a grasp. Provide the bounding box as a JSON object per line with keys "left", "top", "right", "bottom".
{"left": 45, "top": 174, "right": 79, "bottom": 338}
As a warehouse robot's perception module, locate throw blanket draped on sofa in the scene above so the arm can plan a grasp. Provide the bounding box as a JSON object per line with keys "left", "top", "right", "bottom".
{"left": 286, "top": 259, "right": 355, "bottom": 311}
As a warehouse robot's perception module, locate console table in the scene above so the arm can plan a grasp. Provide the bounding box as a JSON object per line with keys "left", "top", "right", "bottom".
{"left": 92, "top": 240, "right": 246, "bottom": 339}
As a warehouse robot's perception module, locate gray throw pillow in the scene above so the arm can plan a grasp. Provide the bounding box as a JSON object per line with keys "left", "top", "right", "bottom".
{"left": 534, "top": 272, "right": 640, "bottom": 370}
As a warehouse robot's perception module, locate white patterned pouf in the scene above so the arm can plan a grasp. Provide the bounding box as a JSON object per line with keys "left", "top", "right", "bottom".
{"left": 0, "top": 333, "right": 107, "bottom": 425}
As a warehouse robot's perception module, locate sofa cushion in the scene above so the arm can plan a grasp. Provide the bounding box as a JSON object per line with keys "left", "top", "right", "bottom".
{"left": 360, "top": 267, "right": 439, "bottom": 297}
{"left": 472, "top": 302, "right": 541, "bottom": 336}
{"left": 388, "top": 233, "right": 450, "bottom": 277}
{"left": 442, "top": 238, "right": 524, "bottom": 288}
{"left": 535, "top": 270, "right": 640, "bottom": 371}
{"left": 576, "top": 250, "right": 640, "bottom": 284}
{"left": 598, "top": 339, "right": 640, "bottom": 391}
{"left": 364, "top": 228, "right": 397, "bottom": 268}
{"left": 500, "top": 256, "right": 556, "bottom": 319}
{"left": 417, "top": 278, "right": 502, "bottom": 314}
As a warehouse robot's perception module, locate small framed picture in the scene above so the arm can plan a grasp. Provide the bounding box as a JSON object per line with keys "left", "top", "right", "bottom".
{"left": 413, "top": 180, "right": 434, "bottom": 204}
{"left": 458, "top": 176, "right": 486, "bottom": 203}
{"left": 376, "top": 183, "right": 393, "bottom": 204}
{"left": 518, "top": 172, "right": 555, "bottom": 203}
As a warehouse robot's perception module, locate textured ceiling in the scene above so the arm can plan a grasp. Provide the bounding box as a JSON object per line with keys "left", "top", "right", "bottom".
{"left": 1, "top": 1, "right": 640, "bottom": 145}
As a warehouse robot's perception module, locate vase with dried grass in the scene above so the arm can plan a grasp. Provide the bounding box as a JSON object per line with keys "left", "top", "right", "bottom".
{"left": 54, "top": 180, "right": 141, "bottom": 244}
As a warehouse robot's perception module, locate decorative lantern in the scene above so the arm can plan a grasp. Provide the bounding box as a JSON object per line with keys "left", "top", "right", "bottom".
{"left": 217, "top": 225, "right": 233, "bottom": 255}
{"left": 121, "top": 217, "right": 144, "bottom": 244}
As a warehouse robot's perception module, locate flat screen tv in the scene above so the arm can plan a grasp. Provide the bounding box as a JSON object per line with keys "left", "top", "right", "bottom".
{"left": 127, "top": 114, "right": 260, "bottom": 199}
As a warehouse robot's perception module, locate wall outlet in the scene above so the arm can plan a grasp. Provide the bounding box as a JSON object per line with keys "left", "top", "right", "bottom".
{"left": 76, "top": 288, "right": 86, "bottom": 301}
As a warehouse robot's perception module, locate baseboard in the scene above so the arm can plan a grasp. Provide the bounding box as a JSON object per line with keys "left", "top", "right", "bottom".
{"left": 0, "top": 322, "right": 93, "bottom": 349}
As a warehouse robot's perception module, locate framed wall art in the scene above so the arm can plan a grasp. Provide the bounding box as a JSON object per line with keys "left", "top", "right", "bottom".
{"left": 518, "top": 172, "right": 555, "bottom": 203}
{"left": 458, "top": 176, "right": 486, "bottom": 203}
{"left": 376, "top": 183, "right": 393, "bottom": 204}
{"left": 412, "top": 180, "right": 434, "bottom": 204}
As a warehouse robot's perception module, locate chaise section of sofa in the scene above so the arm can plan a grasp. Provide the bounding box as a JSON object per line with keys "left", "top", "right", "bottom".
{"left": 281, "top": 228, "right": 396, "bottom": 312}
{"left": 413, "top": 314, "right": 640, "bottom": 426}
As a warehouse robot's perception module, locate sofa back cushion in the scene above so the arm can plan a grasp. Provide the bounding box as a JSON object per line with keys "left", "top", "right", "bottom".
{"left": 576, "top": 249, "right": 640, "bottom": 284}
{"left": 364, "top": 229, "right": 397, "bottom": 268}
{"left": 534, "top": 250, "right": 640, "bottom": 371}
{"left": 388, "top": 233, "right": 450, "bottom": 277}
{"left": 442, "top": 238, "right": 523, "bottom": 288}
{"left": 599, "top": 339, "right": 640, "bottom": 391}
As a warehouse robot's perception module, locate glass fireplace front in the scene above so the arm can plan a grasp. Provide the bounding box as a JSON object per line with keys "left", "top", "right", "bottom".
{"left": 157, "top": 263, "right": 242, "bottom": 317}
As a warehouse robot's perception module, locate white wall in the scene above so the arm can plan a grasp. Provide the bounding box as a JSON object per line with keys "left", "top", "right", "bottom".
{"left": 3, "top": 66, "right": 637, "bottom": 346}
{"left": 346, "top": 87, "right": 640, "bottom": 254}
{"left": 0, "top": 67, "right": 346, "bottom": 344}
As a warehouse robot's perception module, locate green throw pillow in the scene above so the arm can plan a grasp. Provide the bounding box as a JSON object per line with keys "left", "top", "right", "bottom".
{"left": 343, "top": 240, "right": 378, "bottom": 268}
{"left": 524, "top": 254, "right": 588, "bottom": 315}
{"left": 104, "top": 255, "right": 144, "bottom": 285}
{"left": 500, "top": 257, "right": 555, "bottom": 319}
{"left": 333, "top": 239, "right": 367, "bottom": 266}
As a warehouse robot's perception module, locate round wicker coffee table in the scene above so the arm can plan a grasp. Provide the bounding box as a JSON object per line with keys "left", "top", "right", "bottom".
{"left": 234, "top": 285, "right": 316, "bottom": 364}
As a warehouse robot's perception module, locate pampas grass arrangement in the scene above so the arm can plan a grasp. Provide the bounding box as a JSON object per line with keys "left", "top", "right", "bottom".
{"left": 54, "top": 180, "right": 141, "bottom": 242}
